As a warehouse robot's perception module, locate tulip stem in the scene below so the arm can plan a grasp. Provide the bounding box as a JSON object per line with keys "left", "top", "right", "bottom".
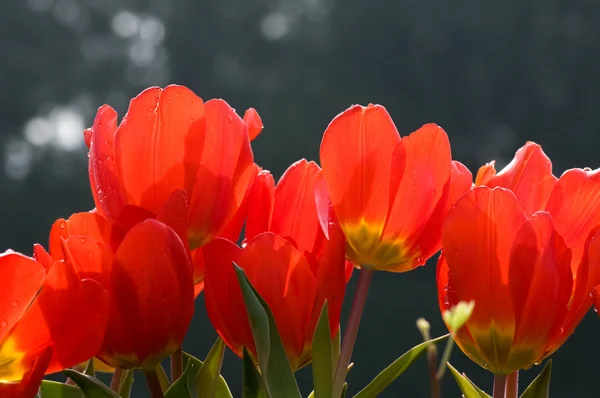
{"left": 170, "top": 345, "right": 183, "bottom": 383}
{"left": 144, "top": 367, "right": 165, "bottom": 398}
{"left": 492, "top": 373, "right": 507, "bottom": 398}
{"left": 505, "top": 371, "right": 519, "bottom": 398}
{"left": 110, "top": 367, "right": 124, "bottom": 392}
{"left": 332, "top": 267, "right": 374, "bottom": 398}
{"left": 435, "top": 335, "right": 455, "bottom": 380}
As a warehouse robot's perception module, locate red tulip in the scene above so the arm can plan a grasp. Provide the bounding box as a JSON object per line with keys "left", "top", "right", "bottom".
{"left": 319, "top": 104, "right": 471, "bottom": 271}
{"left": 47, "top": 204, "right": 194, "bottom": 369}
{"left": 203, "top": 160, "right": 348, "bottom": 370}
{"left": 0, "top": 251, "right": 108, "bottom": 383}
{"left": 86, "top": 85, "right": 258, "bottom": 250}
{"left": 438, "top": 142, "right": 600, "bottom": 373}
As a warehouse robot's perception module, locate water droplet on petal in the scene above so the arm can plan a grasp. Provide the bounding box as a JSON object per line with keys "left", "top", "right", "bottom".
{"left": 9, "top": 300, "right": 18, "bottom": 308}
{"left": 0, "top": 320, "right": 7, "bottom": 328}
{"left": 80, "top": 237, "right": 87, "bottom": 244}
{"left": 59, "top": 222, "right": 66, "bottom": 229}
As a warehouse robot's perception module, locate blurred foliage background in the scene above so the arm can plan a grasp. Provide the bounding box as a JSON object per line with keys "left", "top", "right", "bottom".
{"left": 2, "top": 0, "right": 600, "bottom": 396}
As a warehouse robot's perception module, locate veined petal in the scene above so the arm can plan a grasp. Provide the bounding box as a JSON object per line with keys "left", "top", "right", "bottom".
{"left": 156, "top": 189, "right": 191, "bottom": 251}
{"left": 483, "top": 142, "right": 557, "bottom": 216}
{"left": 219, "top": 164, "right": 259, "bottom": 243}
{"left": 89, "top": 105, "right": 125, "bottom": 220}
{"left": 0, "top": 252, "right": 46, "bottom": 344}
{"left": 508, "top": 212, "right": 572, "bottom": 365}
{"left": 314, "top": 169, "right": 339, "bottom": 241}
{"left": 240, "top": 233, "right": 316, "bottom": 368}
{"left": 545, "top": 167, "right": 600, "bottom": 272}
{"left": 243, "top": 108, "right": 263, "bottom": 141}
{"left": 116, "top": 85, "right": 206, "bottom": 213}
{"left": 272, "top": 160, "right": 324, "bottom": 256}
{"left": 188, "top": 99, "right": 255, "bottom": 248}
{"left": 320, "top": 104, "right": 401, "bottom": 254}
{"left": 442, "top": 186, "right": 527, "bottom": 366}
{"left": 244, "top": 168, "right": 275, "bottom": 242}
{"left": 2, "top": 260, "right": 108, "bottom": 380}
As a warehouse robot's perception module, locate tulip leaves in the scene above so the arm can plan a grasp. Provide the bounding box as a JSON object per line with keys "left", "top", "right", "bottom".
{"left": 520, "top": 360, "right": 552, "bottom": 398}
{"left": 62, "top": 369, "right": 121, "bottom": 398}
{"left": 164, "top": 351, "right": 232, "bottom": 398}
{"left": 234, "top": 262, "right": 302, "bottom": 398}
{"left": 38, "top": 381, "right": 84, "bottom": 398}
{"left": 447, "top": 363, "right": 491, "bottom": 398}
{"left": 311, "top": 301, "right": 334, "bottom": 398}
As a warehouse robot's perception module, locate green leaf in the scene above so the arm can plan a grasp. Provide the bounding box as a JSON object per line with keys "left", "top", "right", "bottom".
{"left": 520, "top": 360, "right": 552, "bottom": 398}
{"left": 234, "top": 263, "right": 301, "bottom": 398}
{"left": 84, "top": 359, "right": 95, "bottom": 377}
{"left": 155, "top": 364, "right": 170, "bottom": 393}
{"left": 311, "top": 301, "right": 333, "bottom": 398}
{"left": 62, "top": 369, "right": 121, "bottom": 398}
{"left": 353, "top": 334, "right": 449, "bottom": 398}
{"left": 118, "top": 369, "right": 134, "bottom": 398}
{"left": 447, "top": 363, "right": 490, "bottom": 398}
{"left": 195, "top": 337, "right": 227, "bottom": 398}
{"left": 242, "top": 348, "right": 267, "bottom": 398}
{"left": 39, "top": 381, "right": 83, "bottom": 398}
{"left": 165, "top": 352, "right": 232, "bottom": 398}
{"left": 332, "top": 329, "right": 341, "bottom": 372}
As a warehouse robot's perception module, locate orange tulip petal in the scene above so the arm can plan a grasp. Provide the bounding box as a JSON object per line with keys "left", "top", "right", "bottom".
{"left": 49, "top": 212, "right": 123, "bottom": 261}
{"left": 243, "top": 108, "right": 263, "bottom": 141}
{"left": 244, "top": 168, "right": 275, "bottom": 242}
{"left": 104, "top": 220, "right": 194, "bottom": 368}
{"left": 89, "top": 105, "right": 126, "bottom": 220}
{"left": 6, "top": 260, "right": 108, "bottom": 378}
{"left": 545, "top": 167, "right": 600, "bottom": 271}
{"left": 0, "top": 346, "right": 51, "bottom": 397}
{"left": 508, "top": 212, "right": 572, "bottom": 355}
{"left": 116, "top": 85, "right": 206, "bottom": 213}
{"left": 0, "top": 252, "right": 45, "bottom": 344}
{"left": 219, "top": 164, "right": 259, "bottom": 243}
{"left": 414, "top": 160, "right": 473, "bottom": 265}
{"left": 593, "top": 285, "right": 600, "bottom": 317}
{"left": 442, "top": 186, "right": 527, "bottom": 335}
{"left": 156, "top": 189, "right": 190, "bottom": 250}
{"left": 203, "top": 238, "right": 254, "bottom": 356}
{"left": 475, "top": 161, "right": 496, "bottom": 186}
{"left": 32, "top": 244, "right": 52, "bottom": 271}
{"left": 382, "top": 124, "right": 452, "bottom": 248}
{"left": 314, "top": 169, "right": 340, "bottom": 240}
{"left": 320, "top": 104, "right": 401, "bottom": 240}
{"left": 483, "top": 142, "right": 557, "bottom": 216}
{"left": 188, "top": 99, "right": 255, "bottom": 248}
{"left": 240, "top": 233, "right": 316, "bottom": 367}
{"left": 272, "top": 160, "right": 324, "bottom": 256}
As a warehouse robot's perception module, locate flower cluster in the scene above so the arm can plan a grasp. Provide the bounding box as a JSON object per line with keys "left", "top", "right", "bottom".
{"left": 1, "top": 85, "right": 600, "bottom": 398}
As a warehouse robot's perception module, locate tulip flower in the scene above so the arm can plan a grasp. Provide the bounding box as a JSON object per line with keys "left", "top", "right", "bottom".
{"left": 0, "top": 251, "right": 108, "bottom": 383}
{"left": 86, "top": 84, "right": 258, "bottom": 250}
{"left": 438, "top": 142, "right": 600, "bottom": 375}
{"left": 203, "top": 159, "right": 348, "bottom": 370}
{"left": 46, "top": 202, "right": 194, "bottom": 370}
{"left": 319, "top": 104, "right": 472, "bottom": 272}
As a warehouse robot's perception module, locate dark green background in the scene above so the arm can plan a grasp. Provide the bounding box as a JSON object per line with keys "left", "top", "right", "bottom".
{"left": 2, "top": 0, "right": 600, "bottom": 396}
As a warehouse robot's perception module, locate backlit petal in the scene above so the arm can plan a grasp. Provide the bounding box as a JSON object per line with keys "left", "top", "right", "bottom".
{"left": 219, "top": 164, "right": 259, "bottom": 243}
{"left": 116, "top": 85, "right": 206, "bottom": 213}
{"left": 243, "top": 108, "right": 263, "bottom": 141}
{"left": 0, "top": 346, "right": 51, "bottom": 397}
{"left": 483, "top": 142, "right": 557, "bottom": 216}
{"left": 244, "top": 168, "right": 275, "bottom": 242}
{"left": 32, "top": 244, "right": 52, "bottom": 271}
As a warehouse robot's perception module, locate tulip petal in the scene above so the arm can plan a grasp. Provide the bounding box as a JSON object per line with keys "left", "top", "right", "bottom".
{"left": 475, "top": 161, "right": 496, "bottom": 186}
{"left": 243, "top": 108, "right": 263, "bottom": 141}
{"left": 244, "top": 168, "right": 275, "bottom": 242}
{"left": 203, "top": 238, "right": 254, "bottom": 356}
{"left": 411, "top": 160, "right": 473, "bottom": 267}
{"left": 545, "top": 168, "right": 600, "bottom": 271}
{"left": 382, "top": 124, "right": 452, "bottom": 254}
{"left": 240, "top": 233, "right": 316, "bottom": 368}
{"left": 442, "top": 186, "right": 527, "bottom": 366}
{"left": 2, "top": 260, "right": 109, "bottom": 380}
{"left": 314, "top": 170, "right": 339, "bottom": 241}
{"left": 483, "top": 142, "right": 557, "bottom": 216}
{"left": 219, "top": 164, "right": 260, "bottom": 243}
{"left": 508, "top": 212, "right": 572, "bottom": 359}
{"left": 106, "top": 220, "right": 194, "bottom": 368}
{"left": 272, "top": 160, "right": 324, "bottom": 256}
{"left": 89, "top": 105, "right": 126, "bottom": 220}
{"left": 32, "top": 244, "right": 52, "bottom": 271}
{"left": 49, "top": 212, "right": 123, "bottom": 261}
{"left": 191, "top": 247, "right": 207, "bottom": 295}
{"left": 156, "top": 189, "right": 190, "bottom": 250}
{"left": 116, "top": 85, "right": 206, "bottom": 213}
{"left": 0, "top": 252, "right": 45, "bottom": 344}
{"left": 320, "top": 104, "right": 401, "bottom": 244}
{"left": 188, "top": 99, "right": 255, "bottom": 248}
{"left": 0, "top": 346, "right": 51, "bottom": 397}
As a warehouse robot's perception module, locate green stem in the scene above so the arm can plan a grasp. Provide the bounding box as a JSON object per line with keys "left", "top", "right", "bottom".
{"left": 435, "top": 335, "right": 455, "bottom": 380}
{"left": 332, "top": 267, "right": 374, "bottom": 398}
{"left": 144, "top": 367, "right": 165, "bottom": 398}
{"left": 427, "top": 345, "right": 441, "bottom": 398}
{"left": 505, "top": 371, "right": 519, "bottom": 398}
{"left": 492, "top": 373, "right": 507, "bottom": 398}
{"left": 109, "top": 367, "right": 124, "bottom": 392}
{"left": 170, "top": 345, "right": 183, "bottom": 383}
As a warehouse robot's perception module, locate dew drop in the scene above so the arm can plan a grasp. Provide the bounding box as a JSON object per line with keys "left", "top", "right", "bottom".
{"left": 0, "top": 320, "right": 7, "bottom": 328}
{"left": 80, "top": 237, "right": 87, "bottom": 244}
{"left": 58, "top": 221, "right": 66, "bottom": 229}
{"left": 9, "top": 300, "right": 18, "bottom": 308}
